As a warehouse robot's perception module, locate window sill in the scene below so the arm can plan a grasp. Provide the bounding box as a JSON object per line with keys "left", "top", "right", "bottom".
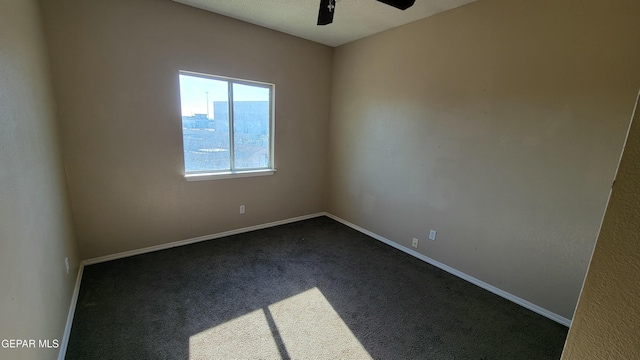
{"left": 185, "top": 169, "right": 276, "bottom": 182}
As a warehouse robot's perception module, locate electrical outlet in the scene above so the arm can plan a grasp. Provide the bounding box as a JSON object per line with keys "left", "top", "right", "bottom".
{"left": 412, "top": 238, "right": 419, "bottom": 248}
{"left": 65, "top": 257, "right": 70, "bottom": 274}
{"left": 239, "top": 205, "right": 245, "bottom": 214}
{"left": 429, "top": 229, "right": 437, "bottom": 241}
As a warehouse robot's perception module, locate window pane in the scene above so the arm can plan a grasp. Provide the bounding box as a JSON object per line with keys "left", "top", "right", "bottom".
{"left": 179, "top": 74, "right": 230, "bottom": 172}
{"left": 232, "top": 83, "right": 270, "bottom": 169}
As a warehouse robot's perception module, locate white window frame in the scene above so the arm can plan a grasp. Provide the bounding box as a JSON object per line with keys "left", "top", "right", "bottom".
{"left": 179, "top": 70, "right": 276, "bottom": 181}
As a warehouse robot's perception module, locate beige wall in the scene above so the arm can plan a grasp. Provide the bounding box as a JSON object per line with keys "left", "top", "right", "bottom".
{"left": 562, "top": 92, "right": 640, "bottom": 358}
{"left": 0, "top": 0, "right": 79, "bottom": 359}
{"left": 40, "top": 0, "right": 333, "bottom": 260}
{"left": 328, "top": 0, "right": 640, "bottom": 319}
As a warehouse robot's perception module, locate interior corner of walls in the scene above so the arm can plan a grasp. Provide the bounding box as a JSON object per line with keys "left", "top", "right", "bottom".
{"left": 58, "top": 259, "right": 86, "bottom": 360}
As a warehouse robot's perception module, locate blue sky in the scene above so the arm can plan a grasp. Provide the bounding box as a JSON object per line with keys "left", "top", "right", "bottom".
{"left": 179, "top": 74, "right": 269, "bottom": 117}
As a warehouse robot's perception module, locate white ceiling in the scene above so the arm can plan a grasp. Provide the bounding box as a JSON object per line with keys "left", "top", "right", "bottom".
{"left": 172, "top": 0, "right": 477, "bottom": 47}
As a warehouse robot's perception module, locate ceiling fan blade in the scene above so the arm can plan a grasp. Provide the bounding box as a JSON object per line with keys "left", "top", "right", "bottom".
{"left": 376, "top": 0, "right": 416, "bottom": 10}
{"left": 317, "top": 0, "right": 336, "bottom": 25}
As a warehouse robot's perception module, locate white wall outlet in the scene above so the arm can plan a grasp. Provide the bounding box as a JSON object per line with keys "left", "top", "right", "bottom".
{"left": 64, "top": 257, "right": 70, "bottom": 274}
{"left": 429, "top": 229, "right": 437, "bottom": 241}
{"left": 412, "top": 238, "right": 419, "bottom": 248}
{"left": 239, "top": 205, "right": 245, "bottom": 214}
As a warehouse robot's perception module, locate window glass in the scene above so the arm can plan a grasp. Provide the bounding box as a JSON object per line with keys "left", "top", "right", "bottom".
{"left": 178, "top": 72, "right": 274, "bottom": 176}
{"left": 233, "top": 83, "right": 270, "bottom": 169}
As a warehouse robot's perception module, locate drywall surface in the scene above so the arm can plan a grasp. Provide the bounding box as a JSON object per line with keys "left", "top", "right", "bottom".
{"left": 39, "top": 0, "right": 333, "bottom": 259}
{"left": 328, "top": 0, "right": 640, "bottom": 319}
{"left": 562, "top": 93, "right": 640, "bottom": 359}
{"left": 0, "top": 0, "right": 79, "bottom": 359}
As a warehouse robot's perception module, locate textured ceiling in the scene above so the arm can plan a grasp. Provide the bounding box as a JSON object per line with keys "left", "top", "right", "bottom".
{"left": 172, "top": 0, "right": 477, "bottom": 47}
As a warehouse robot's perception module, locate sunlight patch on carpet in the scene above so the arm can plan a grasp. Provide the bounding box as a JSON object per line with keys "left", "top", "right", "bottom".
{"left": 189, "top": 287, "right": 372, "bottom": 359}
{"left": 268, "top": 287, "right": 372, "bottom": 359}
{"left": 189, "top": 308, "right": 281, "bottom": 359}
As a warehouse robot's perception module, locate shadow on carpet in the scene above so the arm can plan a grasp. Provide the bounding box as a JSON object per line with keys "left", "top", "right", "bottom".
{"left": 65, "top": 216, "right": 568, "bottom": 359}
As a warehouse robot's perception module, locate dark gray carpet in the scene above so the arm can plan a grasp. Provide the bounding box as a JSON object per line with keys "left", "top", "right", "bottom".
{"left": 65, "top": 216, "right": 568, "bottom": 359}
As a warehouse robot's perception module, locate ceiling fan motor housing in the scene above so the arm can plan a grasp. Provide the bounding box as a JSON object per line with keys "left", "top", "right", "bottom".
{"left": 377, "top": 0, "right": 416, "bottom": 10}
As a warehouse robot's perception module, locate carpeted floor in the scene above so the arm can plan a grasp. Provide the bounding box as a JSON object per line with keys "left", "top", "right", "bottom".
{"left": 65, "top": 216, "right": 568, "bottom": 359}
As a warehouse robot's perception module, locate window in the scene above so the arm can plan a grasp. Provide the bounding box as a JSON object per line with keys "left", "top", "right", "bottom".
{"left": 178, "top": 71, "right": 275, "bottom": 180}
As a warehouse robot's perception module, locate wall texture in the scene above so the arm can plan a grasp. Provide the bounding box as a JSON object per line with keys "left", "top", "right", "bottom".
{"left": 0, "top": 0, "right": 79, "bottom": 359}
{"left": 39, "top": 0, "right": 333, "bottom": 259}
{"left": 562, "top": 93, "right": 640, "bottom": 358}
{"left": 328, "top": 0, "right": 640, "bottom": 319}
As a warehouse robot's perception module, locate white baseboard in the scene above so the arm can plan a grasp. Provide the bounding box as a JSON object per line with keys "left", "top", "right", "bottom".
{"left": 324, "top": 213, "right": 572, "bottom": 327}
{"left": 59, "top": 212, "right": 325, "bottom": 359}
{"left": 58, "top": 260, "right": 85, "bottom": 360}
{"left": 60, "top": 210, "right": 569, "bottom": 360}
{"left": 84, "top": 212, "right": 326, "bottom": 265}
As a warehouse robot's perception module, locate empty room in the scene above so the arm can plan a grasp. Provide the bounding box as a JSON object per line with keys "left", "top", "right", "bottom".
{"left": 1, "top": 0, "right": 639, "bottom": 359}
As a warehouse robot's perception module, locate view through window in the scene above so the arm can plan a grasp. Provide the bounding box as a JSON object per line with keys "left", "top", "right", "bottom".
{"left": 179, "top": 71, "right": 274, "bottom": 175}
